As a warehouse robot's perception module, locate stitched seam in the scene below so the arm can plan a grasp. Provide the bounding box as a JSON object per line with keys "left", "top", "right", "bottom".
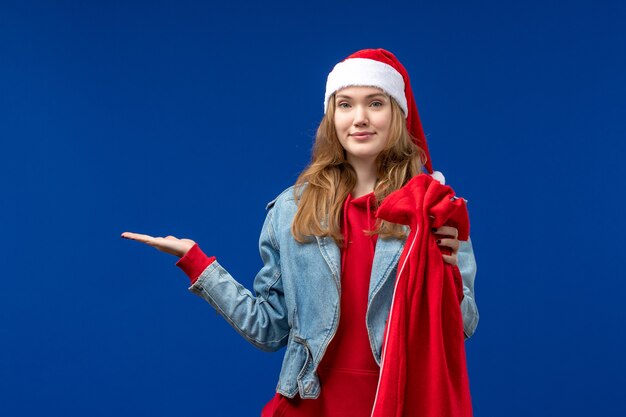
{"left": 313, "top": 237, "right": 340, "bottom": 364}
{"left": 266, "top": 209, "right": 280, "bottom": 251}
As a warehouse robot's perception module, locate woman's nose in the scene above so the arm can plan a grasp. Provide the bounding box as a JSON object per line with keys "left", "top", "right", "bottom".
{"left": 353, "top": 105, "right": 368, "bottom": 126}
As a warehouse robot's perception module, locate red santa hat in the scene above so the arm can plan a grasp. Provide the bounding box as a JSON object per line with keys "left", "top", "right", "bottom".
{"left": 325, "top": 48, "right": 438, "bottom": 177}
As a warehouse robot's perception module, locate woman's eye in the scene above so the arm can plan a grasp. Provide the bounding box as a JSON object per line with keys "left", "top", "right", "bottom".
{"left": 337, "top": 102, "right": 350, "bottom": 109}
{"left": 370, "top": 101, "right": 383, "bottom": 107}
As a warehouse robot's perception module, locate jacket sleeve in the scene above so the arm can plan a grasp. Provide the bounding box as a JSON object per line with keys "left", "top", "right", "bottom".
{"left": 188, "top": 207, "right": 290, "bottom": 352}
{"left": 458, "top": 237, "right": 479, "bottom": 338}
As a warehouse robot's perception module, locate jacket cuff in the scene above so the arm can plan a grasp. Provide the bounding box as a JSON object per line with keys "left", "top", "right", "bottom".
{"left": 176, "top": 243, "right": 215, "bottom": 284}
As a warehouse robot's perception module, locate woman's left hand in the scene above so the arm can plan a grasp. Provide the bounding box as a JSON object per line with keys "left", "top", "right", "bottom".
{"left": 432, "top": 226, "right": 460, "bottom": 265}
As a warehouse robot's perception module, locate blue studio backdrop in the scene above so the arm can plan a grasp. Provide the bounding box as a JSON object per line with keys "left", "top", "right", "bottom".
{"left": 1, "top": 1, "right": 625, "bottom": 416}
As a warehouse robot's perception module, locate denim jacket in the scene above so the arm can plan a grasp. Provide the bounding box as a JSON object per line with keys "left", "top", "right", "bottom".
{"left": 189, "top": 185, "right": 478, "bottom": 399}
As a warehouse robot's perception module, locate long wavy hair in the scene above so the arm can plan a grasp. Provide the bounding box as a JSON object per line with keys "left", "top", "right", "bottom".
{"left": 291, "top": 94, "right": 426, "bottom": 246}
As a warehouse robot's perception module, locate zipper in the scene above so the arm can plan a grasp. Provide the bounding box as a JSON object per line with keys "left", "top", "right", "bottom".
{"left": 370, "top": 225, "right": 420, "bottom": 416}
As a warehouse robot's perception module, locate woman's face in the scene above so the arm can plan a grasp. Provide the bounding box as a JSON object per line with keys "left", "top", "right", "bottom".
{"left": 333, "top": 86, "right": 392, "bottom": 167}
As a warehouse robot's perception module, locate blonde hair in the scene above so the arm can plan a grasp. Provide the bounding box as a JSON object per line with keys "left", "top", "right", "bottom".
{"left": 291, "top": 95, "right": 426, "bottom": 246}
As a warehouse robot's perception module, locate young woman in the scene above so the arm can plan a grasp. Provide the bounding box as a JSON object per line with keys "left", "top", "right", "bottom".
{"left": 122, "top": 49, "right": 478, "bottom": 417}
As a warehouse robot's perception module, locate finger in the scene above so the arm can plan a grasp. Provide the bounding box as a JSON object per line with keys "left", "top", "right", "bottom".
{"left": 121, "top": 232, "right": 156, "bottom": 243}
{"left": 432, "top": 226, "right": 459, "bottom": 239}
{"left": 442, "top": 254, "right": 458, "bottom": 266}
{"left": 436, "top": 237, "right": 460, "bottom": 253}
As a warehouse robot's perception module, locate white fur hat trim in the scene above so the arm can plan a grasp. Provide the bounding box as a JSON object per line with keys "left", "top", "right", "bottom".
{"left": 431, "top": 170, "right": 446, "bottom": 184}
{"left": 324, "top": 58, "right": 407, "bottom": 116}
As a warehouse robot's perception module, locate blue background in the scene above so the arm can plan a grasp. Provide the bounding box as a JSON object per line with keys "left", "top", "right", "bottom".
{"left": 2, "top": 0, "right": 625, "bottom": 415}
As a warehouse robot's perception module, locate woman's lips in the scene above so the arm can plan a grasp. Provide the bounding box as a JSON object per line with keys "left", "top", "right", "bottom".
{"left": 350, "top": 132, "right": 375, "bottom": 140}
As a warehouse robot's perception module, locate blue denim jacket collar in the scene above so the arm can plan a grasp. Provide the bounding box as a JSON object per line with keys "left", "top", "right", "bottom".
{"left": 315, "top": 225, "right": 407, "bottom": 296}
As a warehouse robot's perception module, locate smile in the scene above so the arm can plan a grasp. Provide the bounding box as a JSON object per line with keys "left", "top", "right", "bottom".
{"left": 350, "top": 132, "right": 375, "bottom": 140}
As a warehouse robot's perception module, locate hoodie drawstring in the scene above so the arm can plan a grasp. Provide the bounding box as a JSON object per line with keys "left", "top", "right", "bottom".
{"left": 365, "top": 193, "right": 375, "bottom": 260}
{"left": 341, "top": 193, "right": 377, "bottom": 274}
{"left": 341, "top": 194, "right": 352, "bottom": 274}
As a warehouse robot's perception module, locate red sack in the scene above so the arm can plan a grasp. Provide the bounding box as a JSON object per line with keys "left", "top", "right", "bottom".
{"left": 372, "top": 174, "right": 473, "bottom": 417}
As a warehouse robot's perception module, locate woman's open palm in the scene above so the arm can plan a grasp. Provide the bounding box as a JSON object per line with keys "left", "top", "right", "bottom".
{"left": 121, "top": 232, "right": 195, "bottom": 258}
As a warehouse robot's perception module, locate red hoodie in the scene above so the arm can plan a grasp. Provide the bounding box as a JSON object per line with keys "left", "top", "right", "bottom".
{"left": 262, "top": 192, "right": 381, "bottom": 417}
{"left": 372, "top": 174, "right": 472, "bottom": 417}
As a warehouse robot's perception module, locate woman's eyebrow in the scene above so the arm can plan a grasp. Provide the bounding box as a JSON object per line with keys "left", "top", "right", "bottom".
{"left": 335, "top": 93, "right": 388, "bottom": 100}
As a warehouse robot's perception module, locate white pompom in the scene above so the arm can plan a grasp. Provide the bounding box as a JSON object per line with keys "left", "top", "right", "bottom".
{"left": 431, "top": 170, "right": 446, "bottom": 184}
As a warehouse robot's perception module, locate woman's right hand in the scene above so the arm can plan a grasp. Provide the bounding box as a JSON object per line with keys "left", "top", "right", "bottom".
{"left": 121, "top": 232, "right": 196, "bottom": 258}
